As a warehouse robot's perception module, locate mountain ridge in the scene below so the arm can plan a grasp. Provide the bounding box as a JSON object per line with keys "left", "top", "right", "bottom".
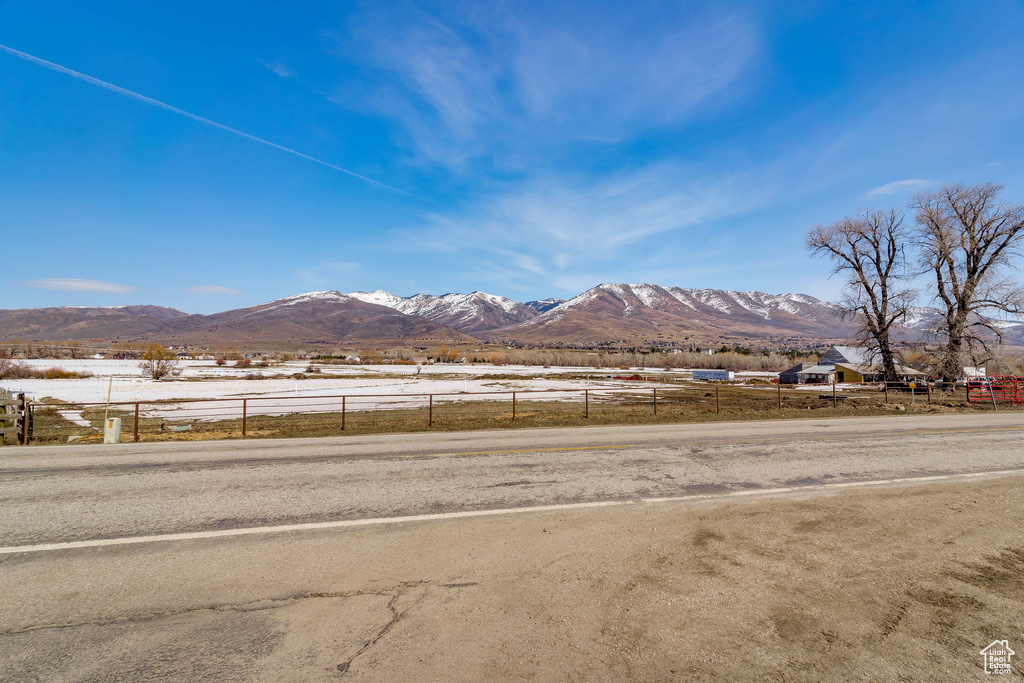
{"left": 2, "top": 284, "right": 1022, "bottom": 347}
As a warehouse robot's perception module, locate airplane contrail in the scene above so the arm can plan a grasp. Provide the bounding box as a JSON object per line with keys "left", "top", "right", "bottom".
{"left": 0, "top": 43, "right": 427, "bottom": 202}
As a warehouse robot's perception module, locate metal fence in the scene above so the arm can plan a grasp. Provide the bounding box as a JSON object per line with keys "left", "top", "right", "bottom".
{"left": 7, "top": 378, "right": 1009, "bottom": 446}
{"left": 966, "top": 376, "right": 1023, "bottom": 406}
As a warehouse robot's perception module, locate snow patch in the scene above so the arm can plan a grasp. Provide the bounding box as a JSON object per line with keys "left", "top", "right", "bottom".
{"left": 348, "top": 290, "right": 406, "bottom": 309}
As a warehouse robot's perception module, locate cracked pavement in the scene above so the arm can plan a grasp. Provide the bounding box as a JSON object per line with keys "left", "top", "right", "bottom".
{"left": 2, "top": 413, "right": 1024, "bottom": 680}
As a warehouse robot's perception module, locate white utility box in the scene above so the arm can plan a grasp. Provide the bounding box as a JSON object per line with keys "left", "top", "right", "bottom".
{"left": 103, "top": 417, "right": 122, "bottom": 444}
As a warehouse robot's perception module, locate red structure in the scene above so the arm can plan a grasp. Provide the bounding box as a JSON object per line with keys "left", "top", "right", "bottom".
{"left": 966, "top": 376, "right": 1023, "bottom": 405}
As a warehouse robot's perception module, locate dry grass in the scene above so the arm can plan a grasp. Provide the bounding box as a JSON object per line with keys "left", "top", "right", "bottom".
{"left": 0, "top": 359, "right": 92, "bottom": 380}
{"left": 20, "top": 384, "right": 1021, "bottom": 445}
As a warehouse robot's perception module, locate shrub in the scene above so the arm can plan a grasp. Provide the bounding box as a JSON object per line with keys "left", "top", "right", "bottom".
{"left": 236, "top": 357, "right": 252, "bottom": 368}
{"left": 0, "top": 358, "right": 34, "bottom": 379}
{"left": 0, "top": 359, "right": 94, "bottom": 379}
{"left": 39, "top": 367, "right": 93, "bottom": 379}
{"left": 139, "top": 344, "right": 181, "bottom": 380}
{"left": 215, "top": 357, "right": 227, "bottom": 366}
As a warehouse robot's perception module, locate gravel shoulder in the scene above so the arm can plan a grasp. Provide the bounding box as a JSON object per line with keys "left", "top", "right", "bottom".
{"left": 3, "top": 474, "right": 1023, "bottom": 681}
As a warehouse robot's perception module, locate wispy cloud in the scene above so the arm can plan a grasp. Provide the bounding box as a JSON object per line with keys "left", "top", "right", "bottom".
{"left": 184, "top": 285, "right": 244, "bottom": 295}
{"left": 864, "top": 178, "right": 933, "bottom": 199}
{"left": 401, "top": 162, "right": 776, "bottom": 291}
{"left": 260, "top": 59, "right": 294, "bottom": 79}
{"left": 337, "top": 4, "right": 757, "bottom": 168}
{"left": 985, "top": 161, "right": 1003, "bottom": 167}
{"left": 19, "top": 278, "right": 138, "bottom": 294}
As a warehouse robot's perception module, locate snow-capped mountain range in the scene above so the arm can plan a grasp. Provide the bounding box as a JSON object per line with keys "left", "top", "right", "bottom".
{"left": 2, "top": 283, "right": 1022, "bottom": 346}
{"left": 345, "top": 283, "right": 1023, "bottom": 344}
{"left": 347, "top": 290, "right": 538, "bottom": 335}
{"left": 336, "top": 284, "right": 851, "bottom": 341}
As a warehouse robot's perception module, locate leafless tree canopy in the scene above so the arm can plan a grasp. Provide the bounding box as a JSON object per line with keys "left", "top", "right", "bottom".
{"left": 807, "top": 209, "right": 913, "bottom": 381}
{"left": 912, "top": 182, "right": 1024, "bottom": 379}
{"left": 139, "top": 344, "right": 181, "bottom": 380}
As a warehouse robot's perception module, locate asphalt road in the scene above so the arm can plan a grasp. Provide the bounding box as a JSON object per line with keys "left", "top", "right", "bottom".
{"left": 3, "top": 413, "right": 1024, "bottom": 681}
{"left": 2, "top": 412, "right": 1023, "bottom": 549}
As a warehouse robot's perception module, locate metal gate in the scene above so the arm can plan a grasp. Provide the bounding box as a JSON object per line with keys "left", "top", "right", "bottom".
{"left": 966, "top": 376, "right": 1022, "bottom": 405}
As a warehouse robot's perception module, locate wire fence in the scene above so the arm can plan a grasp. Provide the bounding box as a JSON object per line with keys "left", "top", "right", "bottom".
{"left": 3, "top": 378, "right": 1017, "bottom": 446}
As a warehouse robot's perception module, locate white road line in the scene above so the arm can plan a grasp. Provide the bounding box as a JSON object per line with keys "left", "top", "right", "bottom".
{"left": 3, "top": 468, "right": 1023, "bottom": 555}
{"left": 641, "top": 468, "right": 1024, "bottom": 503}
{"left": 0, "top": 501, "right": 626, "bottom": 555}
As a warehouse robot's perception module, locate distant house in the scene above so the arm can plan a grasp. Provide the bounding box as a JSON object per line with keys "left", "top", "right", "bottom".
{"left": 793, "top": 363, "right": 835, "bottom": 384}
{"left": 780, "top": 345, "right": 924, "bottom": 384}
{"left": 834, "top": 362, "right": 925, "bottom": 383}
{"left": 779, "top": 362, "right": 816, "bottom": 385}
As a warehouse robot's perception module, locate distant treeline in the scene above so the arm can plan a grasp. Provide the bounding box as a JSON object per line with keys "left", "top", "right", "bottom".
{"left": 481, "top": 350, "right": 814, "bottom": 371}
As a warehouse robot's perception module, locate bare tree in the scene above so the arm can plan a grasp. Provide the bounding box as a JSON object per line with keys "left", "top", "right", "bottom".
{"left": 912, "top": 183, "right": 1024, "bottom": 380}
{"left": 139, "top": 344, "right": 181, "bottom": 380}
{"left": 807, "top": 208, "right": 914, "bottom": 381}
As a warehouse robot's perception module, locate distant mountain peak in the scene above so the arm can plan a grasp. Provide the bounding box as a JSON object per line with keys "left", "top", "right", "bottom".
{"left": 525, "top": 298, "right": 566, "bottom": 313}
{"left": 345, "top": 289, "right": 537, "bottom": 334}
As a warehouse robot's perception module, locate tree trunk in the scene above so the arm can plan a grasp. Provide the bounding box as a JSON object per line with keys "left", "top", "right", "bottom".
{"left": 940, "top": 322, "right": 967, "bottom": 381}
{"left": 878, "top": 335, "right": 899, "bottom": 382}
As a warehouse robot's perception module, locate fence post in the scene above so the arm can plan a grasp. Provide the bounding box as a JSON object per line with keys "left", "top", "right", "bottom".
{"left": 653, "top": 388, "right": 657, "bottom": 416}
{"left": 21, "top": 396, "right": 29, "bottom": 445}
{"left": 927, "top": 383, "right": 931, "bottom": 404}
{"left": 884, "top": 381, "right": 888, "bottom": 403}
{"left": 512, "top": 392, "right": 516, "bottom": 421}
{"left": 777, "top": 381, "right": 782, "bottom": 410}
{"left": 585, "top": 389, "right": 589, "bottom": 419}
{"left": 342, "top": 396, "right": 346, "bottom": 431}
{"left": 832, "top": 381, "right": 837, "bottom": 408}
{"left": 134, "top": 403, "right": 140, "bottom": 443}
{"left": 242, "top": 399, "right": 247, "bottom": 436}
{"left": 429, "top": 394, "right": 433, "bottom": 427}
{"left": 715, "top": 386, "right": 720, "bottom": 414}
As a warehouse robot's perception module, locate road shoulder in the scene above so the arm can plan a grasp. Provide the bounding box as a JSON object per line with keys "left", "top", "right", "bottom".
{"left": 2, "top": 474, "right": 1023, "bottom": 680}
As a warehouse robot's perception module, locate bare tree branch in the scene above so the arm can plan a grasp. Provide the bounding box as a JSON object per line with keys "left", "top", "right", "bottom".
{"left": 807, "top": 208, "right": 913, "bottom": 381}
{"left": 912, "top": 182, "right": 1024, "bottom": 380}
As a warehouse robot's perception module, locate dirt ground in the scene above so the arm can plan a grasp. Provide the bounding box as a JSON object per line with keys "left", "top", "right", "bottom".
{"left": 3, "top": 476, "right": 1024, "bottom": 681}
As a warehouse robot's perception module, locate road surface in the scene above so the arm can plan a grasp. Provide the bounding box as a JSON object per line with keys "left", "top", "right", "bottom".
{"left": 1, "top": 412, "right": 1023, "bottom": 550}
{"left": 2, "top": 413, "right": 1023, "bottom": 681}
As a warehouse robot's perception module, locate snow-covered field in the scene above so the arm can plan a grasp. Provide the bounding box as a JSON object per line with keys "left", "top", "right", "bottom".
{"left": 0, "top": 360, "right": 664, "bottom": 419}
{"left": 1, "top": 359, "right": 788, "bottom": 423}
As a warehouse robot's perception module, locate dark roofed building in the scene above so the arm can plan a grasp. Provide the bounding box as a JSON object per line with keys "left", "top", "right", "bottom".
{"left": 779, "top": 362, "right": 816, "bottom": 385}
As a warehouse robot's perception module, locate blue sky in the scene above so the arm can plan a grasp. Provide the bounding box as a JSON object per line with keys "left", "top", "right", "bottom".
{"left": 2, "top": 1, "right": 1023, "bottom": 313}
